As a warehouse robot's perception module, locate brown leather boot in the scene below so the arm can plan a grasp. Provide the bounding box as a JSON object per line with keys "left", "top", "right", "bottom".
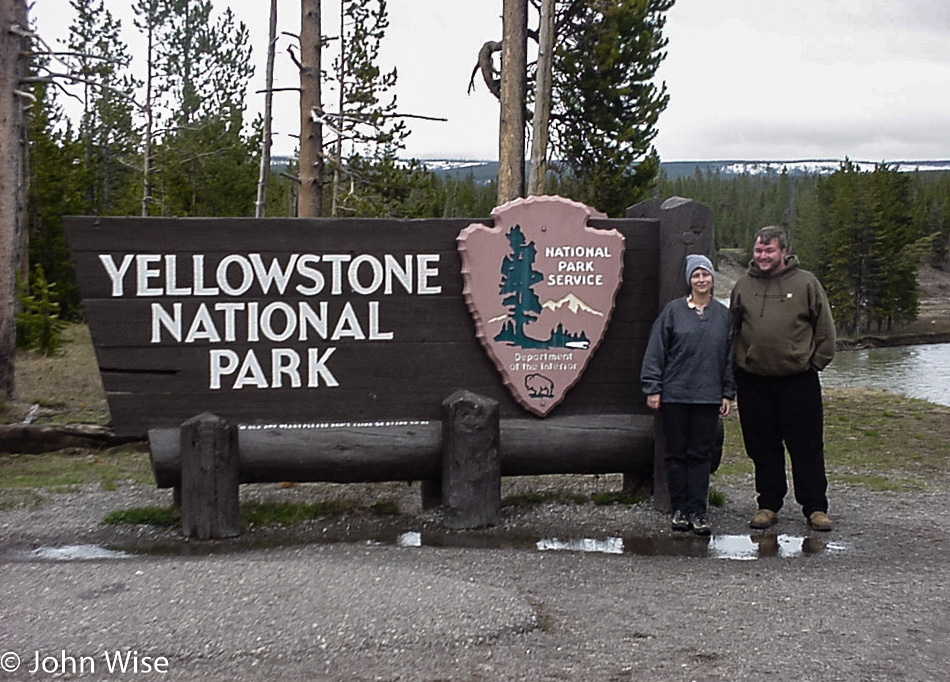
{"left": 808, "top": 511, "right": 833, "bottom": 532}
{"left": 749, "top": 508, "right": 778, "bottom": 529}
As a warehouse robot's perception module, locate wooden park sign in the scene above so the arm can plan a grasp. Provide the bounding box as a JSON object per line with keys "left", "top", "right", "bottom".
{"left": 65, "top": 197, "right": 714, "bottom": 535}
{"left": 459, "top": 196, "right": 624, "bottom": 416}
{"left": 65, "top": 203, "right": 661, "bottom": 439}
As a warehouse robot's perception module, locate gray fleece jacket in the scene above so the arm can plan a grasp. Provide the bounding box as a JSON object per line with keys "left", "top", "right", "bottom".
{"left": 640, "top": 297, "right": 735, "bottom": 404}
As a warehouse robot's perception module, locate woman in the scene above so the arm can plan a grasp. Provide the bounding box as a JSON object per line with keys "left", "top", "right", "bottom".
{"left": 640, "top": 254, "right": 735, "bottom": 535}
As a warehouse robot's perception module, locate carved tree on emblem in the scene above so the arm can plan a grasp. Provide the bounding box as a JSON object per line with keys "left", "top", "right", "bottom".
{"left": 495, "top": 225, "right": 543, "bottom": 347}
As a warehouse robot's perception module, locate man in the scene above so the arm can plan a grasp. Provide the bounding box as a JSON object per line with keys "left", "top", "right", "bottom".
{"left": 730, "top": 226, "right": 836, "bottom": 531}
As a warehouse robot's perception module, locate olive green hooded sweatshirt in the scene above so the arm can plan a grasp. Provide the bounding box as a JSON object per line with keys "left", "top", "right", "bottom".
{"left": 730, "top": 255, "right": 836, "bottom": 377}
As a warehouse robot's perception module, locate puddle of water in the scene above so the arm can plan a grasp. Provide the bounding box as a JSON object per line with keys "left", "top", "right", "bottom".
{"left": 397, "top": 531, "right": 422, "bottom": 547}
{"left": 9, "top": 533, "right": 846, "bottom": 562}
{"left": 23, "top": 544, "right": 133, "bottom": 562}
{"left": 537, "top": 537, "right": 625, "bottom": 554}
{"left": 708, "top": 534, "right": 845, "bottom": 560}
{"left": 539, "top": 533, "right": 845, "bottom": 560}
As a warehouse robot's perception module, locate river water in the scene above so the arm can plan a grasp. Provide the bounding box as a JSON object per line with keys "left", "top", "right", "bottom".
{"left": 821, "top": 342, "right": 950, "bottom": 407}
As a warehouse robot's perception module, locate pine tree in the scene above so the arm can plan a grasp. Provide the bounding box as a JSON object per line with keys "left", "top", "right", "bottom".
{"left": 869, "top": 164, "right": 920, "bottom": 330}
{"left": 16, "top": 264, "right": 67, "bottom": 356}
{"left": 817, "top": 161, "right": 923, "bottom": 334}
{"left": 328, "top": 0, "right": 408, "bottom": 216}
{"left": 26, "top": 82, "right": 85, "bottom": 319}
{"left": 67, "top": 0, "right": 139, "bottom": 215}
{"left": 819, "top": 161, "right": 872, "bottom": 334}
{"left": 133, "top": 0, "right": 256, "bottom": 216}
{"left": 790, "top": 175, "right": 823, "bottom": 274}
{"left": 550, "top": 0, "right": 674, "bottom": 216}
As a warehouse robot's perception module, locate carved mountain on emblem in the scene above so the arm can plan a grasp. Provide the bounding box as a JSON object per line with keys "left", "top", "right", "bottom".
{"left": 540, "top": 293, "right": 604, "bottom": 317}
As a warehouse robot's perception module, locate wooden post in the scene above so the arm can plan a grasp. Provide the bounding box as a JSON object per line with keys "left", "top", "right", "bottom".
{"left": 420, "top": 479, "right": 441, "bottom": 510}
{"left": 626, "top": 197, "right": 715, "bottom": 512}
{"left": 441, "top": 390, "right": 501, "bottom": 529}
{"left": 180, "top": 413, "right": 240, "bottom": 539}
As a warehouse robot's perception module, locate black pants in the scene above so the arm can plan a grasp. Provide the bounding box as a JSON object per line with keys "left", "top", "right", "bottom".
{"left": 734, "top": 367, "right": 829, "bottom": 518}
{"left": 660, "top": 402, "right": 720, "bottom": 516}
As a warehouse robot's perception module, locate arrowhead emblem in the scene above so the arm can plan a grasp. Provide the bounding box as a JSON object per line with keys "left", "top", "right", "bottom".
{"left": 458, "top": 196, "right": 625, "bottom": 416}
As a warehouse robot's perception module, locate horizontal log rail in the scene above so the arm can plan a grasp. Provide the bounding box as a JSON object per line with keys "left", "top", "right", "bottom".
{"left": 148, "top": 413, "right": 654, "bottom": 489}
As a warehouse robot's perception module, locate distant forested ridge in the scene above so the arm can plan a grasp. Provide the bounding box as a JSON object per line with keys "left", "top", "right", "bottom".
{"left": 657, "top": 160, "right": 950, "bottom": 335}
{"left": 30, "top": 96, "right": 950, "bottom": 341}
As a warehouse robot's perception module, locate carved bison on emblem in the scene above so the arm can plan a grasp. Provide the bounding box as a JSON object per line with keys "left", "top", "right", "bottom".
{"left": 524, "top": 373, "right": 555, "bottom": 399}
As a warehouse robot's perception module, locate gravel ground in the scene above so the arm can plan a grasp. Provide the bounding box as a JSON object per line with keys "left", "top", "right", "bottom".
{"left": 2, "top": 472, "right": 949, "bottom": 682}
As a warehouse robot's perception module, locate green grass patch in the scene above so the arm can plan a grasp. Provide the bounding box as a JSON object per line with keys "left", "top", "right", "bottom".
{"left": 835, "top": 473, "right": 915, "bottom": 492}
{"left": 239, "top": 499, "right": 360, "bottom": 527}
{"left": 369, "top": 499, "right": 401, "bottom": 516}
{"left": 0, "top": 447, "right": 153, "bottom": 492}
{"left": 591, "top": 490, "right": 648, "bottom": 506}
{"left": 103, "top": 506, "right": 179, "bottom": 527}
{"left": 502, "top": 490, "right": 588, "bottom": 507}
{"left": 708, "top": 488, "right": 727, "bottom": 508}
{"left": 715, "top": 459, "right": 754, "bottom": 477}
{"left": 99, "top": 498, "right": 385, "bottom": 529}
{"left": 721, "top": 388, "right": 950, "bottom": 491}
{"left": 0, "top": 489, "right": 44, "bottom": 510}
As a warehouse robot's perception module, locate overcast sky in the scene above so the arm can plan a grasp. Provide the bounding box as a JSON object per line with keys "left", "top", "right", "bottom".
{"left": 32, "top": 0, "right": 950, "bottom": 162}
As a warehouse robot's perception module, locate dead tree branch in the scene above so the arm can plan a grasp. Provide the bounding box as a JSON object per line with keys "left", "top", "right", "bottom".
{"left": 469, "top": 40, "right": 502, "bottom": 98}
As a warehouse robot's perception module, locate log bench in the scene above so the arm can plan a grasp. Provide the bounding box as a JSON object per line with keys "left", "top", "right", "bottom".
{"left": 148, "top": 401, "right": 654, "bottom": 538}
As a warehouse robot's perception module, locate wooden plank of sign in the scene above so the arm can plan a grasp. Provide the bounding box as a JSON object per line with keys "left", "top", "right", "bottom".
{"left": 89, "top": 330, "right": 651, "bottom": 394}
{"left": 67, "top": 216, "right": 662, "bottom": 437}
{"left": 78, "top": 290, "right": 656, "bottom": 348}
{"left": 66, "top": 216, "right": 659, "bottom": 252}
{"left": 67, "top": 222, "right": 658, "bottom": 302}
{"left": 106, "top": 372, "right": 647, "bottom": 438}
{"left": 65, "top": 217, "right": 489, "bottom": 251}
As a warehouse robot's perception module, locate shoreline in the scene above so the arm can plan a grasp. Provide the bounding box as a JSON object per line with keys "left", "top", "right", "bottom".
{"left": 836, "top": 330, "right": 950, "bottom": 350}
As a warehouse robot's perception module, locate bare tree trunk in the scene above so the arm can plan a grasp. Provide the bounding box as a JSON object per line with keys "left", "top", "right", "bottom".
{"left": 527, "top": 0, "right": 554, "bottom": 196}
{"left": 330, "top": 0, "right": 344, "bottom": 217}
{"left": 141, "top": 19, "right": 155, "bottom": 217}
{"left": 498, "top": 0, "right": 527, "bottom": 204}
{"left": 298, "top": 0, "right": 324, "bottom": 217}
{"left": 0, "top": 0, "right": 29, "bottom": 400}
{"left": 255, "top": 0, "right": 278, "bottom": 218}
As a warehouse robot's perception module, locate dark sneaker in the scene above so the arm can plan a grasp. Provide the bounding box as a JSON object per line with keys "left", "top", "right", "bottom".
{"left": 808, "top": 511, "right": 833, "bottom": 532}
{"left": 690, "top": 513, "right": 712, "bottom": 536}
{"left": 749, "top": 508, "right": 778, "bottom": 529}
{"left": 671, "top": 509, "right": 690, "bottom": 532}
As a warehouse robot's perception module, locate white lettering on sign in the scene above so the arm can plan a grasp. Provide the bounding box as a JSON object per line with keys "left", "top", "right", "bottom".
{"left": 543, "top": 246, "right": 612, "bottom": 258}
{"left": 557, "top": 260, "right": 595, "bottom": 272}
{"left": 538, "top": 245, "right": 610, "bottom": 288}
{"left": 546, "top": 273, "right": 604, "bottom": 286}
{"left": 150, "top": 301, "right": 394, "bottom": 343}
{"left": 99, "top": 252, "right": 440, "bottom": 390}
{"left": 209, "top": 347, "right": 339, "bottom": 390}
{"left": 98, "top": 253, "right": 442, "bottom": 297}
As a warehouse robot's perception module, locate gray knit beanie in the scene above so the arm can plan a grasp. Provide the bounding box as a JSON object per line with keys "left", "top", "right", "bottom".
{"left": 685, "top": 254, "right": 714, "bottom": 289}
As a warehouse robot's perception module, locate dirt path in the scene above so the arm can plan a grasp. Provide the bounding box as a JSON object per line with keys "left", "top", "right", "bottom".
{"left": 2, "top": 474, "right": 948, "bottom": 682}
